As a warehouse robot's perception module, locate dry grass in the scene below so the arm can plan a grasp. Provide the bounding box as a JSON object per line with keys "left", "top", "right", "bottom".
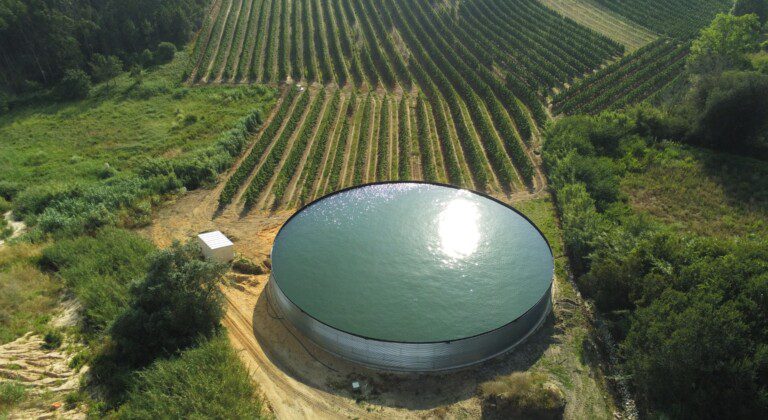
{"left": 480, "top": 372, "right": 566, "bottom": 418}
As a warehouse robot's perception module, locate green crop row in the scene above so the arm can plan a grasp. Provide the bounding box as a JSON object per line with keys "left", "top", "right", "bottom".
{"left": 271, "top": 89, "right": 326, "bottom": 205}
{"left": 242, "top": 89, "right": 311, "bottom": 209}
{"left": 298, "top": 90, "right": 342, "bottom": 204}
{"left": 218, "top": 86, "right": 299, "bottom": 207}
{"left": 397, "top": 96, "right": 411, "bottom": 180}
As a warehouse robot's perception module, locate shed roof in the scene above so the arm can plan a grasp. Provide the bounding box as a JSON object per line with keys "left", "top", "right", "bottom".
{"left": 198, "top": 231, "right": 233, "bottom": 249}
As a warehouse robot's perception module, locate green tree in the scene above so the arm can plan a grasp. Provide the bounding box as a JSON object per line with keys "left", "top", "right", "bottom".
{"left": 154, "top": 42, "right": 176, "bottom": 64}
{"left": 54, "top": 69, "right": 91, "bottom": 100}
{"left": 733, "top": 0, "right": 768, "bottom": 24}
{"left": 688, "top": 13, "right": 762, "bottom": 74}
{"left": 110, "top": 241, "right": 227, "bottom": 368}
{"left": 686, "top": 71, "right": 768, "bottom": 157}
{"left": 89, "top": 54, "right": 123, "bottom": 84}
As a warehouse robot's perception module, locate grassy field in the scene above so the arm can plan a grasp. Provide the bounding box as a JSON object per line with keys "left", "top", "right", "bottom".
{"left": 623, "top": 143, "right": 768, "bottom": 239}
{"left": 538, "top": 0, "right": 657, "bottom": 50}
{"left": 0, "top": 52, "right": 276, "bottom": 196}
{"left": 0, "top": 244, "right": 60, "bottom": 344}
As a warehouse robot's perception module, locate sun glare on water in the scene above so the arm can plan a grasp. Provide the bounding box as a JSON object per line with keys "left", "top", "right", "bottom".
{"left": 438, "top": 197, "right": 481, "bottom": 259}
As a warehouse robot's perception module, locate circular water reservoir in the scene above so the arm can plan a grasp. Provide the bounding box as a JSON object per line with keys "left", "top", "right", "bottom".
{"left": 269, "top": 182, "right": 553, "bottom": 371}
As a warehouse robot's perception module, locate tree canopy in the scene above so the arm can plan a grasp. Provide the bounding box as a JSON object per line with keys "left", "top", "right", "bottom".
{"left": 0, "top": 0, "right": 207, "bottom": 91}
{"left": 688, "top": 13, "right": 763, "bottom": 74}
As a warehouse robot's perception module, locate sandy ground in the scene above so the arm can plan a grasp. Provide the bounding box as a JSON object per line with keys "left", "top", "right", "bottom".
{"left": 0, "top": 333, "right": 86, "bottom": 419}
{"left": 0, "top": 212, "right": 26, "bottom": 249}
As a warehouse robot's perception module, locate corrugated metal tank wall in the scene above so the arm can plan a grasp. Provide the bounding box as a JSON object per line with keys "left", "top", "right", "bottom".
{"left": 267, "top": 277, "right": 552, "bottom": 372}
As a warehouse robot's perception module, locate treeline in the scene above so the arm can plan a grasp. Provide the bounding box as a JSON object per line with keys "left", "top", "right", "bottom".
{"left": 543, "top": 109, "right": 768, "bottom": 418}
{"left": 0, "top": 0, "right": 208, "bottom": 91}
{"left": 542, "top": 12, "right": 768, "bottom": 418}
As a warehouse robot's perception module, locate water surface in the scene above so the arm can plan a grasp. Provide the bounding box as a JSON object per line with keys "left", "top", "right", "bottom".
{"left": 271, "top": 183, "right": 553, "bottom": 342}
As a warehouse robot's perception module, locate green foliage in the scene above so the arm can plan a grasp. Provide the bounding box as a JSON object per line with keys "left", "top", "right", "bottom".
{"left": 89, "top": 54, "right": 123, "bottom": 83}
{"left": 42, "top": 329, "right": 63, "bottom": 349}
{"left": 685, "top": 71, "right": 768, "bottom": 157}
{"left": 0, "top": 245, "right": 61, "bottom": 344}
{"left": 110, "top": 241, "right": 227, "bottom": 368}
{"left": 0, "top": 0, "right": 207, "bottom": 90}
{"left": 688, "top": 13, "right": 763, "bottom": 74}
{"left": 55, "top": 69, "right": 91, "bottom": 100}
{"left": 117, "top": 335, "right": 265, "bottom": 419}
{"left": 0, "top": 381, "right": 26, "bottom": 414}
{"left": 40, "top": 228, "right": 155, "bottom": 333}
{"left": 154, "top": 42, "right": 176, "bottom": 64}
{"left": 544, "top": 108, "right": 768, "bottom": 416}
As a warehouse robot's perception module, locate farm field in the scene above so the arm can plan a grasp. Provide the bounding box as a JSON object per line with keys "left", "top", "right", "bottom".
{"left": 553, "top": 38, "right": 689, "bottom": 115}
{"left": 194, "top": 0, "right": 629, "bottom": 213}
{"left": 538, "top": 0, "right": 657, "bottom": 51}
{"left": 590, "top": 0, "right": 733, "bottom": 38}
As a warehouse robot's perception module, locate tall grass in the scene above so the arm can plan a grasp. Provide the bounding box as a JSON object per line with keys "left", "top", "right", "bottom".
{"left": 40, "top": 228, "right": 154, "bottom": 333}
{"left": 116, "top": 335, "right": 265, "bottom": 419}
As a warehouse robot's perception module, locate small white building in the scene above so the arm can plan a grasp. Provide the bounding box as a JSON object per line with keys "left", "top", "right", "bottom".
{"left": 197, "top": 231, "right": 234, "bottom": 263}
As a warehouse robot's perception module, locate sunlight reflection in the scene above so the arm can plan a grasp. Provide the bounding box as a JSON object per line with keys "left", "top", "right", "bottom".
{"left": 438, "top": 198, "right": 480, "bottom": 259}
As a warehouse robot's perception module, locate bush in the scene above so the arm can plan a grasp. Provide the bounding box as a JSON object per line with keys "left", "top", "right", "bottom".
{"left": 0, "top": 381, "right": 26, "bottom": 413}
{"left": 0, "top": 181, "right": 21, "bottom": 201}
{"left": 686, "top": 71, "right": 768, "bottom": 157}
{"left": 116, "top": 336, "right": 265, "bottom": 419}
{"left": 0, "top": 197, "right": 10, "bottom": 214}
{"left": 110, "top": 240, "right": 227, "bottom": 367}
{"left": 55, "top": 69, "right": 91, "bottom": 100}
{"left": 155, "top": 42, "right": 176, "bottom": 64}
{"left": 42, "top": 330, "right": 63, "bottom": 349}
{"left": 480, "top": 372, "right": 566, "bottom": 419}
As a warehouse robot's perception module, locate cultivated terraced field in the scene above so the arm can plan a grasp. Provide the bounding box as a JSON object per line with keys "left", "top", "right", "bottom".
{"left": 190, "top": 0, "right": 631, "bottom": 212}
{"left": 538, "top": 0, "right": 657, "bottom": 51}
{"left": 553, "top": 38, "right": 689, "bottom": 115}
{"left": 590, "top": 0, "right": 732, "bottom": 38}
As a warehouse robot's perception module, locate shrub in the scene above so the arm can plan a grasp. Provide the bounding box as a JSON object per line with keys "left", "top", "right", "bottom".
{"left": 155, "top": 42, "right": 176, "bottom": 64}
{"left": 116, "top": 336, "right": 265, "bottom": 419}
{"left": 42, "top": 330, "right": 63, "bottom": 349}
{"left": 480, "top": 372, "right": 566, "bottom": 419}
{"left": 0, "top": 197, "right": 10, "bottom": 214}
{"left": 55, "top": 69, "right": 91, "bottom": 100}
{"left": 0, "top": 181, "right": 21, "bottom": 201}
{"left": 0, "top": 381, "right": 26, "bottom": 413}
{"left": 109, "top": 240, "right": 227, "bottom": 367}
{"left": 89, "top": 54, "right": 123, "bottom": 83}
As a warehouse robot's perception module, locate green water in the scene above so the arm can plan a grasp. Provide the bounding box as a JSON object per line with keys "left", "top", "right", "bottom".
{"left": 271, "top": 183, "right": 554, "bottom": 342}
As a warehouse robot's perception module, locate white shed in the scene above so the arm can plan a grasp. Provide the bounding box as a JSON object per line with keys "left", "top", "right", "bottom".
{"left": 197, "top": 231, "right": 234, "bottom": 263}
